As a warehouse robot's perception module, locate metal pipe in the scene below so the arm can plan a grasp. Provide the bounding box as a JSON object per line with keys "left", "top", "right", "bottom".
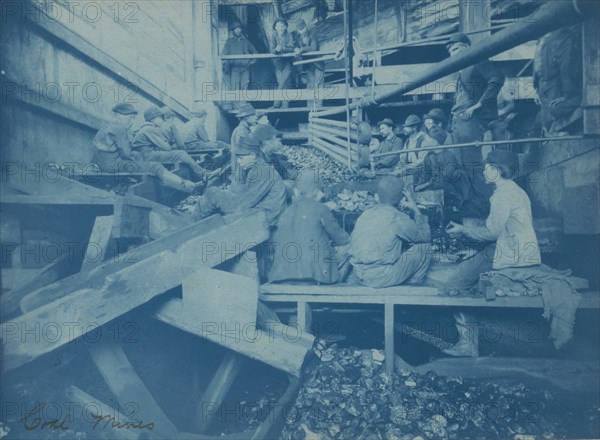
{"left": 314, "top": 0, "right": 598, "bottom": 118}
{"left": 343, "top": 0, "right": 352, "bottom": 169}
{"left": 293, "top": 55, "right": 337, "bottom": 66}
{"left": 220, "top": 50, "right": 336, "bottom": 60}
{"left": 371, "top": 136, "right": 586, "bottom": 159}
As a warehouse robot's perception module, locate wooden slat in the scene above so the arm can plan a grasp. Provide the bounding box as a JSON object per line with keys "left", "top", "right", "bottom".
{"left": 251, "top": 377, "right": 300, "bottom": 440}
{"left": 89, "top": 341, "right": 178, "bottom": 437}
{"left": 2, "top": 212, "right": 270, "bottom": 373}
{"left": 311, "top": 138, "right": 352, "bottom": 165}
{"left": 195, "top": 353, "right": 242, "bottom": 433}
{"left": 154, "top": 299, "right": 314, "bottom": 377}
{"left": 20, "top": 215, "right": 225, "bottom": 314}
{"left": 80, "top": 216, "right": 114, "bottom": 273}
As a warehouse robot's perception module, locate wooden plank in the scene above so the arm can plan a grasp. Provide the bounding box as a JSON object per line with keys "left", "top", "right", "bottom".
{"left": 2, "top": 212, "right": 270, "bottom": 373}
{"left": 88, "top": 341, "right": 178, "bottom": 437}
{"left": 260, "top": 283, "right": 440, "bottom": 297}
{"left": 407, "top": 357, "right": 600, "bottom": 393}
{"left": 112, "top": 201, "right": 150, "bottom": 239}
{"left": 66, "top": 386, "right": 139, "bottom": 440}
{"left": 251, "top": 376, "right": 300, "bottom": 440}
{"left": 19, "top": 215, "right": 225, "bottom": 314}
{"left": 80, "top": 216, "right": 114, "bottom": 273}
{"left": 297, "top": 302, "right": 312, "bottom": 334}
{"left": 384, "top": 302, "right": 394, "bottom": 373}
{"left": 195, "top": 353, "right": 243, "bottom": 433}
{"left": 182, "top": 266, "right": 259, "bottom": 335}
{"left": 154, "top": 298, "right": 314, "bottom": 377}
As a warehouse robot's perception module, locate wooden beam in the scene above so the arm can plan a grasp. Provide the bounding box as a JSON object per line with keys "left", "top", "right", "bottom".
{"left": 88, "top": 341, "right": 178, "bottom": 437}
{"left": 19, "top": 215, "right": 224, "bottom": 314}
{"left": 154, "top": 298, "right": 314, "bottom": 377}
{"left": 251, "top": 376, "right": 300, "bottom": 440}
{"left": 2, "top": 212, "right": 270, "bottom": 372}
{"left": 195, "top": 353, "right": 243, "bottom": 433}
{"left": 25, "top": 0, "right": 191, "bottom": 118}
{"left": 80, "top": 216, "right": 114, "bottom": 273}
{"left": 384, "top": 302, "right": 394, "bottom": 373}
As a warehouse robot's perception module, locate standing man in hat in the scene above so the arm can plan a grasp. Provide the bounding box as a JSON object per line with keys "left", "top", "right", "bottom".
{"left": 222, "top": 20, "right": 257, "bottom": 92}
{"left": 93, "top": 104, "right": 203, "bottom": 193}
{"left": 372, "top": 118, "right": 403, "bottom": 172}
{"left": 444, "top": 150, "right": 540, "bottom": 356}
{"left": 193, "top": 134, "right": 287, "bottom": 227}
{"left": 269, "top": 172, "right": 350, "bottom": 284}
{"left": 401, "top": 114, "right": 427, "bottom": 167}
{"left": 446, "top": 33, "right": 504, "bottom": 217}
{"left": 293, "top": 19, "right": 325, "bottom": 108}
{"left": 231, "top": 103, "right": 258, "bottom": 180}
{"left": 132, "top": 106, "right": 211, "bottom": 179}
{"left": 270, "top": 17, "right": 298, "bottom": 108}
{"left": 348, "top": 176, "right": 432, "bottom": 288}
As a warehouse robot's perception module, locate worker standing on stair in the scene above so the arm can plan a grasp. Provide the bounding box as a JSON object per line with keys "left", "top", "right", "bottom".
{"left": 92, "top": 104, "right": 202, "bottom": 194}
{"left": 443, "top": 150, "right": 541, "bottom": 356}
{"left": 270, "top": 17, "right": 298, "bottom": 109}
{"left": 221, "top": 20, "right": 257, "bottom": 96}
{"left": 446, "top": 33, "right": 504, "bottom": 218}
{"left": 348, "top": 176, "right": 432, "bottom": 288}
{"left": 131, "top": 106, "right": 214, "bottom": 181}
{"left": 293, "top": 19, "right": 325, "bottom": 108}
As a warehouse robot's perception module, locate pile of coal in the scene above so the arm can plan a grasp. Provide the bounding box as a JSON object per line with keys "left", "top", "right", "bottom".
{"left": 324, "top": 189, "right": 378, "bottom": 213}
{"left": 281, "top": 145, "right": 359, "bottom": 186}
{"left": 281, "top": 342, "right": 562, "bottom": 440}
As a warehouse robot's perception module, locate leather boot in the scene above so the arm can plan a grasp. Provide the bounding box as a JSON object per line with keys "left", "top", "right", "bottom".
{"left": 162, "top": 171, "right": 198, "bottom": 194}
{"left": 443, "top": 312, "right": 479, "bottom": 357}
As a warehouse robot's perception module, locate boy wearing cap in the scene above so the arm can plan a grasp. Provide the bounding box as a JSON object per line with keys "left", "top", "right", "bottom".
{"left": 348, "top": 176, "right": 432, "bottom": 288}
{"left": 93, "top": 104, "right": 202, "bottom": 194}
{"left": 269, "top": 172, "right": 350, "bottom": 284}
{"left": 423, "top": 108, "right": 454, "bottom": 145}
{"left": 254, "top": 124, "right": 298, "bottom": 181}
{"left": 231, "top": 103, "right": 258, "bottom": 180}
{"left": 132, "top": 106, "right": 211, "bottom": 180}
{"left": 183, "top": 106, "right": 229, "bottom": 152}
{"left": 160, "top": 107, "right": 186, "bottom": 150}
{"left": 270, "top": 18, "right": 298, "bottom": 108}
{"left": 444, "top": 150, "right": 540, "bottom": 356}
{"left": 194, "top": 134, "right": 286, "bottom": 227}
{"left": 372, "top": 118, "right": 403, "bottom": 171}
{"left": 293, "top": 19, "right": 325, "bottom": 107}
{"left": 401, "top": 114, "right": 426, "bottom": 167}
{"left": 222, "top": 20, "right": 257, "bottom": 91}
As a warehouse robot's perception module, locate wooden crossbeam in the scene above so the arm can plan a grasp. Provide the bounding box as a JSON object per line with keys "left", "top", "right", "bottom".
{"left": 2, "top": 212, "right": 270, "bottom": 373}
{"left": 88, "top": 341, "right": 178, "bottom": 437}
{"left": 154, "top": 298, "right": 314, "bottom": 377}
{"left": 80, "top": 216, "right": 114, "bottom": 273}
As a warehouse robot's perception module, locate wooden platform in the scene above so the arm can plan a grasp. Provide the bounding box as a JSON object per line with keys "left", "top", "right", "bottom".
{"left": 259, "top": 265, "right": 597, "bottom": 373}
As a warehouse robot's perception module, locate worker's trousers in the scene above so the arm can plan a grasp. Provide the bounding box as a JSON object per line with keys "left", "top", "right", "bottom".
{"left": 306, "top": 67, "right": 325, "bottom": 107}
{"left": 92, "top": 150, "right": 165, "bottom": 177}
{"left": 351, "top": 243, "right": 432, "bottom": 288}
{"left": 273, "top": 62, "right": 292, "bottom": 108}
{"left": 446, "top": 243, "right": 496, "bottom": 292}
{"left": 227, "top": 67, "right": 251, "bottom": 91}
{"left": 140, "top": 149, "right": 205, "bottom": 178}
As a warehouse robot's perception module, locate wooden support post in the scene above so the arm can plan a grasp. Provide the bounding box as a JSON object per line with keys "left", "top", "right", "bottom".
{"left": 80, "top": 215, "right": 114, "bottom": 273}
{"left": 251, "top": 376, "right": 300, "bottom": 440}
{"left": 88, "top": 341, "right": 178, "bottom": 438}
{"left": 582, "top": 19, "right": 600, "bottom": 136}
{"left": 194, "top": 352, "right": 243, "bottom": 433}
{"left": 297, "top": 302, "right": 313, "bottom": 334}
{"left": 384, "top": 302, "right": 394, "bottom": 373}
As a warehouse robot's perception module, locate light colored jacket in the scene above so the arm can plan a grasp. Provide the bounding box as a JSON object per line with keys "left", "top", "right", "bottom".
{"left": 464, "top": 179, "right": 541, "bottom": 269}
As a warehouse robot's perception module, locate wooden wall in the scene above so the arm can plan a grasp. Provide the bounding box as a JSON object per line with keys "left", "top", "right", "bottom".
{"left": 1, "top": 0, "right": 196, "bottom": 165}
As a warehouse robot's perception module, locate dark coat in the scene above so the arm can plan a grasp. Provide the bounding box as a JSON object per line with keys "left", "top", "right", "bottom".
{"left": 269, "top": 198, "right": 350, "bottom": 284}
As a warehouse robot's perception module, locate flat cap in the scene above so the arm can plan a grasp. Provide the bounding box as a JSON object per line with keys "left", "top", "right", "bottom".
{"left": 446, "top": 33, "right": 471, "bottom": 48}
{"left": 112, "top": 103, "right": 138, "bottom": 115}
{"left": 144, "top": 106, "right": 163, "bottom": 122}
{"left": 161, "top": 107, "right": 175, "bottom": 118}
{"left": 236, "top": 103, "right": 256, "bottom": 118}
{"left": 403, "top": 114, "right": 422, "bottom": 127}
{"left": 229, "top": 20, "right": 243, "bottom": 31}
{"left": 254, "top": 124, "right": 282, "bottom": 143}
{"left": 377, "top": 118, "right": 394, "bottom": 128}
{"left": 191, "top": 104, "right": 208, "bottom": 117}
{"left": 377, "top": 176, "right": 405, "bottom": 205}
{"left": 236, "top": 135, "right": 261, "bottom": 155}
{"left": 424, "top": 108, "right": 448, "bottom": 124}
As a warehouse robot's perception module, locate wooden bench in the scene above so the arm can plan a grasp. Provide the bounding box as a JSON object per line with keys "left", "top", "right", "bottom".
{"left": 259, "top": 266, "right": 598, "bottom": 372}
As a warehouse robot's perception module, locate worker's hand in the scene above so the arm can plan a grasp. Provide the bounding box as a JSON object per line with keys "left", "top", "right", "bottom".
{"left": 446, "top": 221, "right": 464, "bottom": 236}
{"left": 294, "top": 47, "right": 302, "bottom": 56}
{"left": 550, "top": 97, "right": 566, "bottom": 108}
{"left": 400, "top": 189, "right": 419, "bottom": 212}
{"left": 275, "top": 45, "right": 283, "bottom": 53}
{"left": 461, "top": 102, "right": 482, "bottom": 120}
